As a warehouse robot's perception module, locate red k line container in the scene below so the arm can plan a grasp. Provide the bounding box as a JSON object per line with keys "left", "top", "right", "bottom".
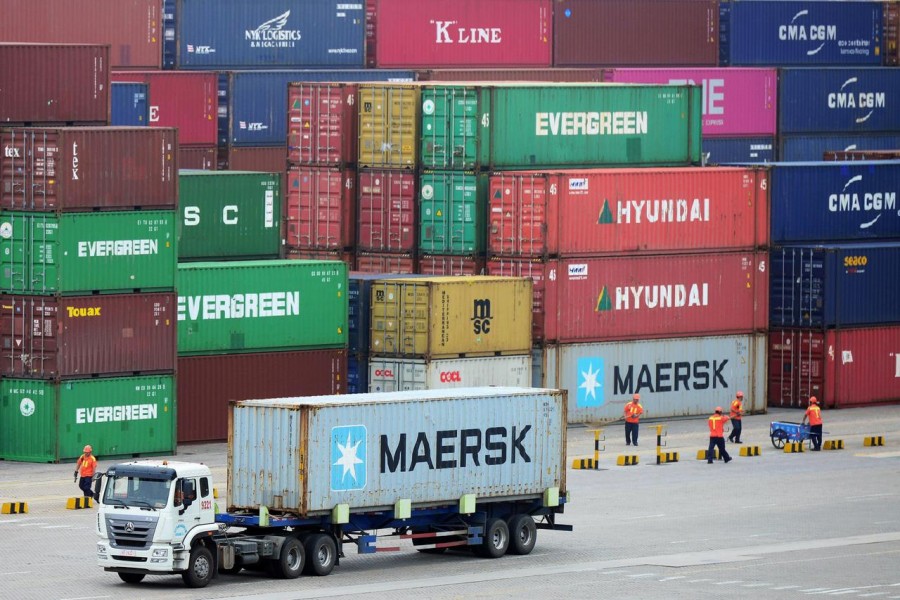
{"left": 357, "top": 170, "right": 417, "bottom": 252}
{"left": 286, "top": 166, "right": 356, "bottom": 251}
{"left": 0, "top": 293, "right": 176, "bottom": 379}
{"left": 418, "top": 255, "right": 485, "bottom": 276}
{"left": 0, "top": 44, "right": 110, "bottom": 125}
{"left": 371, "top": 0, "right": 552, "bottom": 68}
{"left": 416, "top": 68, "right": 604, "bottom": 82}
{"left": 769, "top": 326, "right": 900, "bottom": 409}
{"left": 0, "top": 1, "right": 163, "bottom": 69}
{"left": 489, "top": 167, "right": 769, "bottom": 257}
{"left": 543, "top": 252, "right": 769, "bottom": 343}
{"left": 355, "top": 252, "right": 416, "bottom": 274}
{"left": 177, "top": 348, "right": 347, "bottom": 443}
{"left": 110, "top": 71, "right": 217, "bottom": 146}
{"left": 1, "top": 127, "right": 177, "bottom": 211}
{"left": 553, "top": 0, "right": 719, "bottom": 67}
{"left": 288, "top": 83, "right": 358, "bottom": 166}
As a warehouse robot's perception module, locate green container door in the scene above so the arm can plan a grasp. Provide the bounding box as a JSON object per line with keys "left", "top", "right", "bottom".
{"left": 178, "top": 171, "right": 281, "bottom": 260}
{"left": 177, "top": 260, "right": 348, "bottom": 355}
{"left": 0, "top": 211, "right": 177, "bottom": 294}
{"left": 419, "top": 172, "right": 487, "bottom": 255}
{"left": 0, "top": 376, "right": 175, "bottom": 463}
{"left": 358, "top": 84, "right": 420, "bottom": 169}
{"left": 420, "top": 86, "right": 491, "bottom": 170}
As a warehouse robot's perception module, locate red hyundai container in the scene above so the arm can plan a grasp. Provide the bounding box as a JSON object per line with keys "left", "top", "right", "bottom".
{"left": 0, "top": 44, "right": 110, "bottom": 125}
{"left": 1, "top": 127, "right": 177, "bottom": 211}
{"left": 288, "top": 83, "right": 358, "bottom": 166}
{"left": 543, "top": 252, "right": 769, "bottom": 343}
{"left": 372, "top": 0, "right": 552, "bottom": 68}
{"left": 225, "top": 146, "right": 287, "bottom": 173}
{"left": 110, "top": 71, "right": 217, "bottom": 146}
{"left": 486, "top": 257, "right": 549, "bottom": 342}
{"left": 179, "top": 146, "right": 217, "bottom": 170}
{"left": 357, "top": 169, "right": 417, "bottom": 252}
{"left": 285, "top": 249, "right": 356, "bottom": 270}
{"left": 0, "top": 1, "right": 164, "bottom": 69}
{"left": 177, "top": 348, "right": 347, "bottom": 443}
{"left": 553, "top": 0, "right": 719, "bottom": 67}
{"left": 0, "top": 293, "right": 176, "bottom": 379}
{"left": 769, "top": 326, "right": 900, "bottom": 409}
{"left": 417, "top": 255, "right": 485, "bottom": 276}
{"left": 286, "top": 166, "right": 356, "bottom": 251}
{"left": 416, "top": 68, "right": 603, "bottom": 82}
{"left": 355, "top": 252, "right": 416, "bottom": 274}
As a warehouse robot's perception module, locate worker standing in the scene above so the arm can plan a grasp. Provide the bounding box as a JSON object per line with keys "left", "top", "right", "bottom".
{"left": 727, "top": 391, "right": 745, "bottom": 444}
{"left": 707, "top": 407, "right": 732, "bottom": 464}
{"left": 624, "top": 393, "right": 644, "bottom": 447}
{"left": 801, "top": 396, "right": 823, "bottom": 451}
{"left": 74, "top": 445, "right": 97, "bottom": 498}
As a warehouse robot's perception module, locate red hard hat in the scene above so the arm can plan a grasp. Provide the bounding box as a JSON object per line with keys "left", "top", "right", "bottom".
{"left": 632, "top": 393, "right": 640, "bottom": 401}
{"left": 736, "top": 391, "right": 744, "bottom": 397}
{"left": 715, "top": 406, "right": 723, "bottom": 413}
{"left": 809, "top": 396, "right": 818, "bottom": 404}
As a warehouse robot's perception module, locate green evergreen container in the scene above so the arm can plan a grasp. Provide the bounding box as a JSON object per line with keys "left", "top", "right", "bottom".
{"left": 420, "top": 86, "right": 491, "bottom": 170}
{"left": 0, "top": 375, "right": 175, "bottom": 463}
{"left": 419, "top": 171, "right": 487, "bottom": 255}
{"left": 178, "top": 170, "right": 281, "bottom": 260}
{"left": 0, "top": 211, "right": 177, "bottom": 295}
{"left": 177, "top": 260, "right": 348, "bottom": 355}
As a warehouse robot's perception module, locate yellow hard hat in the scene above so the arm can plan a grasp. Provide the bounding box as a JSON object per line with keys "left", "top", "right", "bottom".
{"left": 83, "top": 445, "right": 93, "bottom": 453}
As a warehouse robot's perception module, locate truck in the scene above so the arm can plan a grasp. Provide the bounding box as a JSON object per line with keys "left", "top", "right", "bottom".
{"left": 94, "top": 387, "right": 571, "bottom": 587}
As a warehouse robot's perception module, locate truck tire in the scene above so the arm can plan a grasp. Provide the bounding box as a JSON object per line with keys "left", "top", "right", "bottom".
{"left": 118, "top": 572, "right": 145, "bottom": 584}
{"left": 273, "top": 537, "right": 305, "bottom": 579}
{"left": 507, "top": 514, "right": 537, "bottom": 555}
{"left": 474, "top": 518, "right": 509, "bottom": 559}
{"left": 303, "top": 533, "right": 336, "bottom": 576}
{"left": 181, "top": 545, "right": 214, "bottom": 588}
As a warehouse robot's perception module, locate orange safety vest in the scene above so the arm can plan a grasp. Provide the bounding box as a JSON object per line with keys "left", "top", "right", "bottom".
{"left": 624, "top": 402, "right": 643, "bottom": 423}
{"left": 806, "top": 405, "right": 823, "bottom": 426}
{"left": 76, "top": 454, "right": 97, "bottom": 477}
{"left": 708, "top": 414, "right": 730, "bottom": 437}
{"left": 730, "top": 399, "right": 743, "bottom": 420}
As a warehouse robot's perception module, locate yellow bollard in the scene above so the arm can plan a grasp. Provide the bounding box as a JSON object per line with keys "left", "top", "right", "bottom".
{"left": 572, "top": 458, "right": 597, "bottom": 470}
{"left": 823, "top": 440, "right": 844, "bottom": 450}
{"left": 66, "top": 497, "right": 93, "bottom": 510}
{"left": 863, "top": 436, "right": 885, "bottom": 447}
{"left": 783, "top": 442, "right": 805, "bottom": 453}
{"left": 697, "top": 449, "right": 719, "bottom": 460}
{"left": 1, "top": 502, "right": 28, "bottom": 514}
{"left": 616, "top": 455, "right": 639, "bottom": 466}
{"left": 739, "top": 445, "right": 761, "bottom": 457}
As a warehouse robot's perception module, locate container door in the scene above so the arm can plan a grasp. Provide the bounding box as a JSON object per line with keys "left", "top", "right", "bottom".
{"left": 420, "top": 86, "right": 481, "bottom": 170}
{"left": 358, "top": 85, "right": 419, "bottom": 168}
{"left": 419, "top": 172, "right": 484, "bottom": 255}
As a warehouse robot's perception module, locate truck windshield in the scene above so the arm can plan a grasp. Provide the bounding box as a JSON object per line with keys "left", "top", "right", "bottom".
{"left": 102, "top": 475, "right": 172, "bottom": 509}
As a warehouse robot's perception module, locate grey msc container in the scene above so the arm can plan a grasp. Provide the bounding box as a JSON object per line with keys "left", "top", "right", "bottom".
{"left": 228, "top": 387, "right": 567, "bottom": 515}
{"left": 537, "top": 334, "right": 765, "bottom": 424}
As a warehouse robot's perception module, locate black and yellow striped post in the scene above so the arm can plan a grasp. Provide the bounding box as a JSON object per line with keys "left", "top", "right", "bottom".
{"left": 655, "top": 425, "right": 678, "bottom": 464}
{"left": 698, "top": 449, "right": 719, "bottom": 460}
{"left": 1, "top": 502, "right": 28, "bottom": 514}
{"left": 864, "top": 436, "right": 885, "bottom": 447}
{"left": 616, "top": 455, "right": 639, "bottom": 466}
{"left": 739, "top": 445, "right": 762, "bottom": 457}
{"left": 783, "top": 442, "right": 805, "bottom": 453}
{"left": 572, "top": 429, "right": 605, "bottom": 470}
{"left": 823, "top": 439, "right": 844, "bottom": 450}
{"left": 66, "top": 497, "right": 93, "bottom": 510}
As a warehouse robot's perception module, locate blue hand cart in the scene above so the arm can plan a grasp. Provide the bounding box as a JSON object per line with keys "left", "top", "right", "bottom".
{"left": 769, "top": 421, "right": 810, "bottom": 449}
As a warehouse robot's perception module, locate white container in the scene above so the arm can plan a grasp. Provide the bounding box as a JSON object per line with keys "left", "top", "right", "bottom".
{"left": 368, "top": 354, "right": 531, "bottom": 392}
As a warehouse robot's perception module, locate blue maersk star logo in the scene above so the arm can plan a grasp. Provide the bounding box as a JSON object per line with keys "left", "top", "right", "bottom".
{"left": 577, "top": 357, "right": 604, "bottom": 408}
{"left": 331, "top": 425, "right": 367, "bottom": 491}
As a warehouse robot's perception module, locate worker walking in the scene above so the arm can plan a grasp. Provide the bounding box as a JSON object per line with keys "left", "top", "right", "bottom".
{"left": 74, "top": 444, "right": 97, "bottom": 498}
{"left": 707, "top": 407, "right": 732, "bottom": 464}
{"left": 727, "top": 391, "right": 745, "bottom": 444}
{"left": 802, "top": 396, "right": 823, "bottom": 451}
{"left": 624, "top": 393, "right": 644, "bottom": 446}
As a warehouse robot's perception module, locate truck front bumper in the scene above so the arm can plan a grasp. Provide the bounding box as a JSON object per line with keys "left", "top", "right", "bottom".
{"left": 97, "top": 540, "right": 188, "bottom": 573}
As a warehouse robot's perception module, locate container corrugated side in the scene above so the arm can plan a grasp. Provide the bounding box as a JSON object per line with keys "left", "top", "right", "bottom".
{"left": 111, "top": 83, "right": 149, "bottom": 126}
{"left": 703, "top": 137, "right": 776, "bottom": 164}
{"left": 486, "top": 258, "right": 549, "bottom": 342}
{"left": 288, "top": 82, "right": 358, "bottom": 166}
{"left": 357, "top": 170, "right": 417, "bottom": 252}
{"left": 420, "top": 86, "right": 491, "bottom": 170}
{"left": 355, "top": 252, "right": 415, "bottom": 274}
{"left": 417, "top": 255, "right": 485, "bottom": 276}
{"left": 358, "top": 85, "right": 420, "bottom": 168}
{"left": 417, "top": 69, "right": 603, "bottom": 82}
{"left": 286, "top": 249, "right": 356, "bottom": 271}
{"left": 419, "top": 171, "right": 487, "bottom": 255}
{"left": 179, "top": 146, "right": 217, "bottom": 170}
{"left": 779, "top": 133, "right": 900, "bottom": 162}
{"left": 348, "top": 353, "right": 368, "bottom": 394}
{"left": 285, "top": 167, "right": 356, "bottom": 251}
{"left": 223, "top": 147, "right": 285, "bottom": 173}
{"left": 228, "top": 387, "right": 566, "bottom": 514}
{"left": 539, "top": 334, "right": 766, "bottom": 424}
{"left": 349, "top": 274, "right": 427, "bottom": 356}
{"left": 368, "top": 355, "right": 531, "bottom": 392}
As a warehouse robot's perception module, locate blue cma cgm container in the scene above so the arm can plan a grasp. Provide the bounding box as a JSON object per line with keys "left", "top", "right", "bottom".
{"left": 164, "top": 0, "right": 365, "bottom": 69}
{"left": 704, "top": 137, "right": 776, "bottom": 164}
{"left": 110, "top": 82, "right": 149, "bottom": 126}
{"left": 720, "top": 1, "right": 884, "bottom": 66}
{"left": 770, "top": 242, "right": 900, "bottom": 328}
{"left": 780, "top": 133, "right": 900, "bottom": 161}
{"left": 780, "top": 68, "right": 900, "bottom": 134}
{"left": 769, "top": 161, "right": 900, "bottom": 244}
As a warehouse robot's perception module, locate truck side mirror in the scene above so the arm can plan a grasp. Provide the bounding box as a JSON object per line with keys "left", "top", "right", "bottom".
{"left": 92, "top": 474, "right": 102, "bottom": 502}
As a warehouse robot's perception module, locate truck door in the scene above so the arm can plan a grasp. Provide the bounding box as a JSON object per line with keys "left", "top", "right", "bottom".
{"left": 197, "top": 476, "right": 215, "bottom": 523}
{"left": 173, "top": 477, "right": 201, "bottom": 543}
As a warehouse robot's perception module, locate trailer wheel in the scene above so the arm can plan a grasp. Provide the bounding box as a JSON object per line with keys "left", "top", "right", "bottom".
{"left": 273, "top": 537, "right": 305, "bottom": 579}
{"left": 182, "top": 545, "right": 214, "bottom": 588}
{"left": 118, "top": 572, "right": 145, "bottom": 584}
{"left": 474, "top": 518, "right": 509, "bottom": 558}
{"left": 507, "top": 514, "right": 537, "bottom": 555}
{"left": 303, "top": 533, "right": 336, "bottom": 576}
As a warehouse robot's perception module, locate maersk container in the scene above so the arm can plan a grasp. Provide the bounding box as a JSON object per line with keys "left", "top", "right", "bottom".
{"left": 0, "top": 375, "right": 174, "bottom": 463}
{"left": 0, "top": 293, "right": 175, "bottom": 379}
{"left": 720, "top": 0, "right": 885, "bottom": 66}
{"left": 703, "top": 137, "right": 776, "bottom": 164}
{"left": 1, "top": 128, "right": 177, "bottom": 211}
{"left": 419, "top": 171, "right": 488, "bottom": 255}
{"left": 177, "top": 349, "right": 346, "bottom": 443}
{"left": 488, "top": 167, "right": 769, "bottom": 257}
{"left": 368, "top": 355, "right": 531, "bottom": 392}
{"left": 111, "top": 83, "right": 150, "bottom": 126}
{"left": 486, "top": 257, "right": 550, "bottom": 343}
{"left": 357, "top": 170, "right": 417, "bottom": 252}
{"left": 768, "top": 161, "right": 900, "bottom": 244}
{"left": 348, "top": 274, "right": 426, "bottom": 356}
{"left": 166, "top": 0, "right": 365, "bottom": 69}
{"left": 355, "top": 252, "right": 415, "bottom": 274}
{"left": 779, "top": 68, "right": 900, "bottom": 134}
{"left": 228, "top": 387, "right": 566, "bottom": 515}
{"left": 418, "top": 255, "right": 485, "bottom": 276}
{"left": 538, "top": 334, "right": 766, "bottom": 424}
{"left": 286, "top": 166, "right": 356, "bottom": 251}
{"left": 770, "top": 243, "right": 900, "bottom": 328}
{"left": 177, "top": 260, "right": 347, "bottom": 355}
{"left": 0, "top": 211, "right": 177, "bottom": 295}
{"left": 543, "top": 252, "right": 769, "bottom": 343}
{"left": 370, "top": 276, "right": 532, "bottom": 358}
{"left": 358, "top": 85, "right": 420, "bottom": 169}
{"left": 178, "top": 170, "right": 280, "bottom": 260}
{"left": 0, "top": 44, "right": 110, "bottom": 125}
{"left": 779, "top": 133, "right": 900, "bottom": 162}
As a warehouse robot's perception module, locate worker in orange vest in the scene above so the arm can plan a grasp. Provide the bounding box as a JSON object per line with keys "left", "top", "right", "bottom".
{"left": 802, "top": 396, "right": 823, "bottom": 451}
{"left": 707, "top": 407, "right": 732, "bottom": 464}
{"left": 74, "top": 444, "right": 97, "bottom": 498}
{"left": 624, "top": 393, "right": 644, "bottom": 447}
{"left": 727, "top": 391, "right": 745, "bottom": 444}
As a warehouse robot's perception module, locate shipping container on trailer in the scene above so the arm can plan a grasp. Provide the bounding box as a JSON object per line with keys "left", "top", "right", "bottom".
{"left": 369, "top": 276, "right": 532, "bottom": 358}
{"left": 177, "top": 348, "right": 346, "bottom": 443}
{"left": 0, "top": 44, "right": 110, "bottom": 125}
{"left": 285, "top": 166, "right": 356, "bottom": 251}
{"left": 355, "top": 252, "right": 415, "bottom": 274}
{"left": 779, "top": 133, "right": 900, "bottom": 162}
{"left": 178, "top": 146, "right": 217, "bottom": 170}
{"left": 767, "top": 161, "right": 900, "bottom": 244}
{"left": 285, "top": 249, "right": 356, "bottom": 270}
{"left": 553, "top": 0, "right": 719, "bottom": 67}
{"left": 416, "top": 69, "right": 603, "bottom": 82}
{"left": 0, "top": 293, "right": 175, "bottom": 379}
{"left": 417, "top": 255, "right": 485, "bottom": 276}
{"left": 358, "top": 84, "right": 420, "bottom": 168}
{"left": 357, "top": 170, "right": 417, "bottom": 252}
{"left": 177, "top": 260, "right": 347, "bottom": 355}
{"left": 824, "top": 150, "right": 900, "bottom": 162}
{"left": 419, "top": 171, "right": 488, "bottom": 255}
{"left": 371, "top": 0, "right": 551, "bottom": 68}
{"left": 368, "top": 354, "right": 531, "bottom": 392}
{"left": 486, "top": 257, "right": 550, "bottom": 343}
{"left": 178, "top": 170, "right": 281, "bottom": 260}
{"left": 111, "top": 83, "right": 150, "bottom": 126}
{"left": 348, "top": 274, "right": 427, "bottom": 356}
{"left": 488, "top": 167, "right": 769, "bottom": 257}
{"left": 1, "top": 127, "right": 177, "bottom": 211}
{"left": 543, "top": 252, "right": 769, "bottom": 343}
{"left": 0, "top": 375, "right": 174, "bottom": 463}
{"left": 703, "top": 137, "right": 776, "bottom": 164}
{"left": 537, "top": 334, "right": 766, "bottom": 424}
{"left": 770, "top": 242, "right": 900, "bottom": 328}
{"left": 0, "top": 211, "right": 177, "bottom": 295}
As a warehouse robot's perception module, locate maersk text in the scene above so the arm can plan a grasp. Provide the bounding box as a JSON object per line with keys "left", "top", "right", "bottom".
{"left": 78, "top": 239, "right": 158, "bottom": 257}
{"left": 178, "top": 292, "right": 300, "bottom": 321}
{"left": 76, "top": 404, "right": 157, "bottom": 424}
{"left": 617, "top": 198, "right": 709, "bottom": 224}
{"left": 615, "top": 284, "right": 709, "bottom": 310}
{"left": 535, "top": 112, "right": 648, "bottom": 137}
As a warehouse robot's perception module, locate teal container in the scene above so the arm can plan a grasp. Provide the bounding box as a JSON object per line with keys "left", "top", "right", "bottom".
{"left": 419, "top": 171, "right": 487, "bottom": 255}
{"left": 420, "top": 86, "right": 491, "bottom": 170}
{"left": 177, "top": 260, "right": 348, "bottom": 355}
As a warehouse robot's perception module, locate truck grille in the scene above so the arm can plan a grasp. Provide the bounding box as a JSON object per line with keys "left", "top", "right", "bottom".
{"left": 105, "top": 515, "right": 158, "bottom": 549}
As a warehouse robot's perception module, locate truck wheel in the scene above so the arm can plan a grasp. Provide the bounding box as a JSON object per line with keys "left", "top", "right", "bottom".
{"left": 273, "top": 537, "right": 305, "bottom": 579}
{"left": 118, "top": 572, "right": 145, "bottom": 584}
{"left": 181, "top": 545, "right": 214, "bottom": 588}
{"left": 474, "top": 518, "right": 509, "bottom": 558}
{"left": 507, "top": 514, "right": 537, "bottom": 555}
{"left": 303, "top": 533, "right": 336, "bottom": 576}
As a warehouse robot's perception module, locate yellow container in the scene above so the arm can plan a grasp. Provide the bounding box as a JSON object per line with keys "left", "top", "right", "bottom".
{"left": 358, "top": 84, "right": 420, "bottom": 168}
{"left": 370, "top": 276, "right": 532, "bottom": 358}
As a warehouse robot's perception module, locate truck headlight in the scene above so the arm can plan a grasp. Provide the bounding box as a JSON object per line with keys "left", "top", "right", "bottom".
{"left": 152, "top": 549, "right": 169, "bottom": 558}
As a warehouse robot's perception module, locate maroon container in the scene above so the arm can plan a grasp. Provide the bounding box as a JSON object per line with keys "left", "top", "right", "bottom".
{"left": 486, "top": 257, "right": 549, "bottom": 342}
{"left": 1, "top": 127, "right": 177, "bottom": 211}
{"left": 416, "top": 69, "right": 603, "bottom": 82}
{"left": 356, "top": 252, "right": 416, "bottom": 274}
{"left": 110, "top": 71, "right": 217, "bottom": 146}
{"left": 285, "top": 249, "right": 356, "bottom": 270}
{"left": 179, "top": 146, "right": 217, "bottom": 170}
{"left": 553, "top": 0, "right": 719, "bottom": 67}
{"left": 288, "top": 83, "right": 358, "bottom": 166}
{"left": 0, "top": 44, "right": 110, "bottom": 125}
{"left": 543, "top": 252, "right": 769, "bottom": 343}
{"left": 0, "top": 293, "right": 176, "bottom": 379}
{"left": 226, "top": 146, "right": 287, "bottom": 173}
{"left": 286, "top": 166, "right": 356, "bottom": 251}
{"left": 357, "top": 169, "right": 417, "bottom": 252}
{"left": 177, "top": 349, "right": 347, "bottom": 443}
{"left": 418, "top": 255, "right": 484, "bottom": 276}
{"left": 0, "top": 1, "right": 164, "bottom": 69}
